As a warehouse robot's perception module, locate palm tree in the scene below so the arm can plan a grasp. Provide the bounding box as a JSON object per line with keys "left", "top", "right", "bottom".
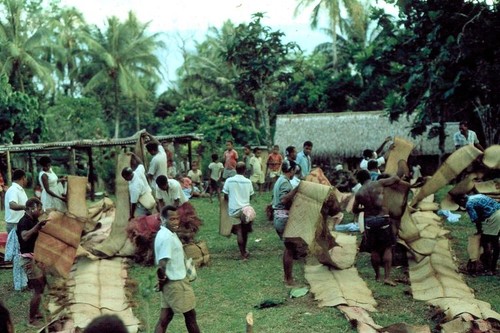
{"left": 0, "top": 0, "right": 56, "bottom": 92}
{"left": 177, "top": 21, "right": 239, "bottom": 99}
{"left": 295, "top": 0, "right": 366, "bottom": 68}
{"left": 49, "top": 6, "right": 87, "bottom": 97}
{"left": 82, "top": 11, "right": 164, "bottom": 138}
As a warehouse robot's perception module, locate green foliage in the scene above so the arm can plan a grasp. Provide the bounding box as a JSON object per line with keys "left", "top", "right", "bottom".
{"left": 164, "top": 97, "right": 260, "bottom": 148}
{"left": 42, "top": 96, "right": 108, "bottom": 142}
{"left": 0, "top": 74, "right": 41, "bottom": 143}
{"left": 382, "top": 0, "right": 500, "bottom": 146}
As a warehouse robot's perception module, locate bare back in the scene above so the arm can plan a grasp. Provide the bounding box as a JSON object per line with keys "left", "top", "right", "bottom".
{"left": 353, "top": 176, "right": 400, "bottom": 217}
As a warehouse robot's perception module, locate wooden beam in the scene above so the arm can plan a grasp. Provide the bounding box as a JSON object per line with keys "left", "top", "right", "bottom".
{"left": 87, "top": 147, "right": 95, "bottom": 201}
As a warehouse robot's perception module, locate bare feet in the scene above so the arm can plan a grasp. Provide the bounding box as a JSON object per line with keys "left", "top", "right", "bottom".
{"left": 241, "top": 252, "right": 250, "bottom": 261}
{"left": 384, "top": 279, "right": 397, "bottom": 286}
{"left": 284, "top": 279, "right": 296, "bottom": 287}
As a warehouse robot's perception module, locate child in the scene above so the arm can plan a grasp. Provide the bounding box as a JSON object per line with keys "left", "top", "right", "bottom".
{"left": 249, "top": 148, "right": 265, "bottom": 194}
{"left": 222, "top": 140, "right": 238, "bottom": 180}
{"left": 187, "top": 161, "right": 203, "bottom": 190}
{"left": 208, "top": 154, "right": 224, "bottom": 202}
{"left": 266, "top": 144, "right": 283, "bottom": 191}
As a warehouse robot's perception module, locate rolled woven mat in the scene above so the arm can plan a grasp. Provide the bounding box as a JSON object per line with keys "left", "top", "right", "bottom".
{"left": 34, "top": 211, "right": 84, "bottom": 277}
{"left": 67, "top": 175, "right": 88, "bottom": 218}
{"left": 467, "top": 234, "right": 482, "bottom": 262}
{"left": 284, "top": 181, "right": 339, "bottom": 266}
{"left": 384, "top": 137, "right": 414, "bottom": 175}
{"left": 219, "top": 196, "right": 233, "bottom": 237}
{"left": 410, "top": 145, "right": 483, "bottom": 206}
{"left": 482, "top": 145, "right": 500, "bottom": 169}
{"left": 306, "top": 167, "right": 331, "bottom": 186}
{"left": 474, "top": 178, "right": 500, "bottom": 194}
{"left": 92, "top": 153, "right": 132, "bottom": 257}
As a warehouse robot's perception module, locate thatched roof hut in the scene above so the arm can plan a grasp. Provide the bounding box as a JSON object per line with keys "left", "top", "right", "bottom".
{"left": 274, "top": 112, "right": 457, "bottom": 158}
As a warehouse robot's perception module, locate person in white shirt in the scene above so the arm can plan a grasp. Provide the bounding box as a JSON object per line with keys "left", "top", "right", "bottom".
{"left": 207, "top": 153, "right": 224, "bottom": 202}
{"left": 360, "top": 136, "right": 392, "bottom": 170}
{"left": 144, "top": 133, "right": 168, "bottom": 187}
{"left": 121, "top": 167, "right": 153, "bottom": 220}
{"left": 154, "top": 205, "right": 200, "bottom": 333}
{"left": 223, "top": 162, "right": 255, "bottom": 260}
{"left": 4, "top": 169, "right": 28, "bottom": 234}
{"left": 453, "top": 120, "right": 484, "bottom": 151}
{"left": 155, "top": 175, "right": 187, "bottom": 211}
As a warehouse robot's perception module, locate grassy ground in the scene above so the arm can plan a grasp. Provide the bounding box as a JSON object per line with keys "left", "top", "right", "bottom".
{"left": 1, "top": 189, "right": 498, "bottom": 332}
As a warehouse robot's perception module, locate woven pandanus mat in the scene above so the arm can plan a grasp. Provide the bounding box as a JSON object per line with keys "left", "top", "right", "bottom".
{"left": 385, "top": 137, "right": 414, "bottom": 175}
{"left": 67, "top": 175, "right": 88, "bottom": 218}
{"left": 34, "top": 211, "right": 84, "bottom": 277}
{"left": 219, "top": 196, "right": 233, "bottom": 237}
{"left": 410, "top": 145, "right": 483, "bottom": 206}
{"left": 92, "top": 153, "right": 133, "bottom": 257}
{"left": 482, "top": 145, "right": 500, "bottom": 169}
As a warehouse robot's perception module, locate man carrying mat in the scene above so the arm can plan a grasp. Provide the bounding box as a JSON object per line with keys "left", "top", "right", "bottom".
{"left": 353, "top": 170, "right": 401, "bottom": 286}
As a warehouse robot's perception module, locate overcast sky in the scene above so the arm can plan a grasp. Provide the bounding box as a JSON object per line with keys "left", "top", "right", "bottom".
{"left": 58, "top": 0, "right": 334, "bottom": 89}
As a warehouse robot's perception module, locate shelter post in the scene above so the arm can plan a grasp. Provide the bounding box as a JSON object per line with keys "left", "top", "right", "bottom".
{"left": 87, "top": 147, "right": 95, "bottom": 201}
{"left": 188, "top": 140, "right": 193, "bottom": 171}
{"left": 6, "top": 151, "right": 11, "bottom": 185}
{"left": 69, "top": 148, "right": 76, "bottom": 175}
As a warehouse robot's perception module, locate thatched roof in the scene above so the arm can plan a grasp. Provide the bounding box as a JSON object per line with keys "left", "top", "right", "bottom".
{"left": 274, "top": 112, "right": 457, "bottom": 157}
{"left": 0, "top": 133, "right": 203, "bottom": 154}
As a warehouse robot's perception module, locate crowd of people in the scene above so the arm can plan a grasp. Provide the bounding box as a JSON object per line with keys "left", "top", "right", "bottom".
{"left": 1, "top": 121, "right": 498, "bottom": 331}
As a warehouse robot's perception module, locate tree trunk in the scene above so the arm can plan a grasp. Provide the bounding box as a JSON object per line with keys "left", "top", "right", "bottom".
{"left": 258, "top": 92, "right": 272, "bottom": 146}
{"left": 474, "top": 100, "right": 499, "bottom": 146}
{"left": 135, "top": 98, "right": 140, "bottom": 132}
{"left": 332, "top": 17, "right": 338, "bottom": 67}
{"left": 113, "top": 82, "right": 120, "bottom": 138}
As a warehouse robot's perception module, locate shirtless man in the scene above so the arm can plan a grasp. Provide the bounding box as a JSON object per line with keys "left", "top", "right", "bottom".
{"left": 353, "top": 170, "right": 400, "bottom": 286}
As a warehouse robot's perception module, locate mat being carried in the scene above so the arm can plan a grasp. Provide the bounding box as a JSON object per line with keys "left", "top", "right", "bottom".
{"left": 284, "top": 181, "right": 340, "bottom": 266}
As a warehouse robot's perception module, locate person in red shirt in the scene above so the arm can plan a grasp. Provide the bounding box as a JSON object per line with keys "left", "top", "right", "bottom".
{"left": 222, "top": 140, "right": 238, "bottom": 180}
{"left": 266, "top": 145, "right": 283, "bottom": 191}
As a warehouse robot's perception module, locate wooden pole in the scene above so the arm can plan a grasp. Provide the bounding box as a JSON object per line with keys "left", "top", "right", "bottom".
{"left": 69, "top": 148, "right": 76, "bottom": 175}
{"left": 28, "top": 152, "right": 35, "bottom": 189}
{"left": 6, "top": 151, "right": 11, "bottom": 185}
{"left": 87, "top": 147, "right": 95, "bottom": 201}
{"left": 188, "top": 140, "right": 193, "bottom": 171}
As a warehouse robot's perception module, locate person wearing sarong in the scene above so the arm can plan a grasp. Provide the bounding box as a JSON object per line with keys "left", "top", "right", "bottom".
{"left": 272, "top": 160, "right": 299, "bottom": 285}
{"left": 38, "top": 156, "right": 67, "bottom": 212}
{"left": 455, "top": 193, "right": 499, "bottom": 275}
{"left": 222, "top": 162, "right": 255, "bottom": 260}
{"left": 16, "top": 198, "right": 48, "bottom": 327}
{"left": 154, "top": 206, "right": 200, "bottom": 333}
{"left": 353, "top": 170, "right": 400, "bottom": 286}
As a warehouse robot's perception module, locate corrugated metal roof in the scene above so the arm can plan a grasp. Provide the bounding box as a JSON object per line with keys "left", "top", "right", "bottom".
{"left": 0, "top": 133, "right": 204, "bottom": 154}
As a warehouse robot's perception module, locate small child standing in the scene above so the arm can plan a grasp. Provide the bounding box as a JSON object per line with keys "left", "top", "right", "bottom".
{"left": 249, "top": 148, "right": 265, "bottom": 194}
{"left": 208, "top": 153, "right": 224, "bottom": 202}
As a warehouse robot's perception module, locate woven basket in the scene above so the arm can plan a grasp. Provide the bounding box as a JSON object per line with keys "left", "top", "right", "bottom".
{"left": 184, "top": 241, "right": 210, "bottom": 268}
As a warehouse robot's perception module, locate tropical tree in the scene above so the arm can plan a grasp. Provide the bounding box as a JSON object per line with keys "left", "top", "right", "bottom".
{"left": 226, "top": 13, "right": 300, "bottom": 145}
{"left": 295, "top": 0, "right": 367, "bottom": 67}
{"left": 383, "top": 0, "right": 500, "bottom": 150}
{"left": 176, "top": 21, "right": 239, "bottom": 100}
{"left": 48, "top": 5, "right": 88, "bottom": 97}
{"left": 81, "top": 11, "right": 164, "bottom": 138}
{"left": 0, "top": 0, "right": 57, "bottom": 93}
{"left": 0, "top": 74, "right": 41, "bottom": 144}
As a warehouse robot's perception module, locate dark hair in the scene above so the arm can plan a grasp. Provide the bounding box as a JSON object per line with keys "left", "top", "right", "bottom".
{"left": 362, "top": 149, "right": 373, "bottom": 159}
{"left": 273, "top": 145, "right": 279, "bottom": 149}
{"left": 39, "top": 156, "right": 51, "bottom": 167}
{"left": 367, "top": 160, "right": 378, "bottom": 170}
{"left": 244, "top": 144, "right": 251, "bottom": 150}
{"left": 459, "top": 120, "right": 468, "bottom": 126}
{"left": 160, "top": 205, "right": 178, "bottom": 222}
{"left": 121, "top": 167, "right": 133, "bottom": 180}
{"left": 0, "top": 301, "right": 13, "bottom": 333}
{"left": 83, "top": 314, "right": 128, "bottom": 333}
{"left": 211, "top": 153, "right": 218, "bottom": 161}
{"left": 12, "top": 169, "right": 26, "bottom": 181}
{"left": 303, "top": 141, "right": 313, "bottom": 148}
{"left": 226, "top": 140, "right": 233, "bottom": 145}
{"left": 146, "top": 142, "right": 158, "bottom": 153}
{"left": 285, "top": 146, "right": 296, "bottom": 157}
{"left": 253, "top": 147, "right": 260, "bottom": 154}
{"left": 356, "top": 170, "right": 371, "bottom": 184}
{"left": 156, "top": 175, "right": 168, "bottom": 187}
{"left": 236, "top": 162, "right": 246, "bottom": 175}
{"left": 26, "top": 197, "right": 42, "bottom": 209}
{"left": 281, "top": 159, "right": 297, "bottom": 173}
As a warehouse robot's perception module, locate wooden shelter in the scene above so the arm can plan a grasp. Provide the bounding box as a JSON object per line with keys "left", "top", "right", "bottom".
{"left": 274, "top": 111, "right": 458, "bottom": 158}
{"left": 0, "top": 132, "right": 203, "bottom": 199}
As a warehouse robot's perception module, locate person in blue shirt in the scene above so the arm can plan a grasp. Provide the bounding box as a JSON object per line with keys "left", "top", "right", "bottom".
{"left": 296, "top": 141, "right": 313, "bottom": 179}
{"left": 455, "top": 194, "right": 500, "bottom": 275}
